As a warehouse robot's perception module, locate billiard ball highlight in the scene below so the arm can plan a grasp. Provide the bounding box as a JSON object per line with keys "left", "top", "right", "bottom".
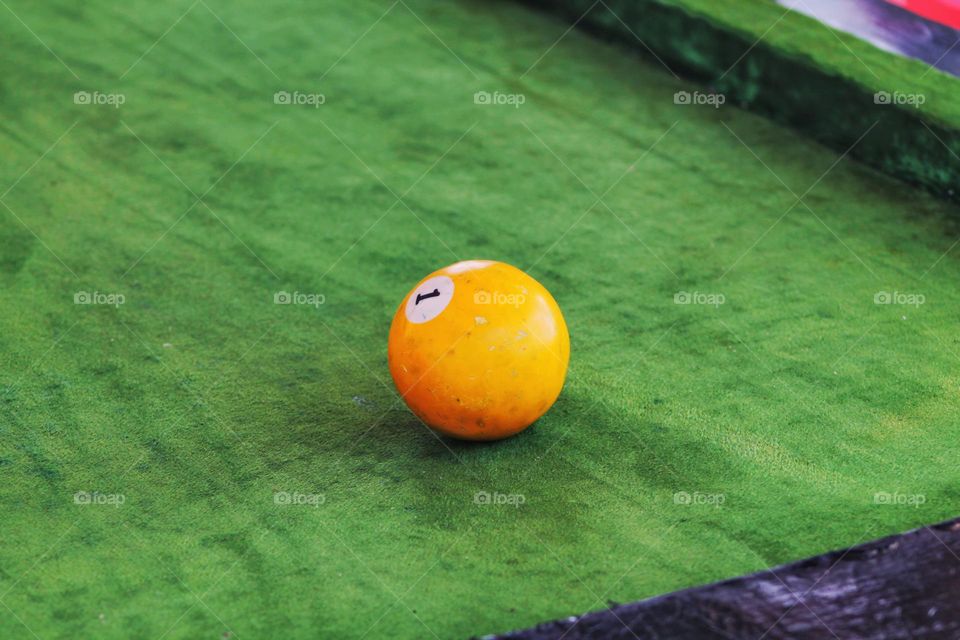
{"left": 388, "top": 260, "right": 569, "bottom": 441}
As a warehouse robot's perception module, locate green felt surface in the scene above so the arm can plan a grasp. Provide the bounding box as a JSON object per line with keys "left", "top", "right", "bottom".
{"left": 2, "top": 1, "right": 960, "bottom": 639}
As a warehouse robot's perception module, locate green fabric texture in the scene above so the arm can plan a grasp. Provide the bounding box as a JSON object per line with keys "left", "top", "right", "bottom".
{"left": 2, "top": 1, "right": 960, "bottom": 639}
{"left": 527, "top": 0, "right": 960, "bottom": 202}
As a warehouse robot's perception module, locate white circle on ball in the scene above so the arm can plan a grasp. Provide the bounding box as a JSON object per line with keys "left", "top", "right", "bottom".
{"left": 405, "top": 276, "right": 455, "bottom": 324}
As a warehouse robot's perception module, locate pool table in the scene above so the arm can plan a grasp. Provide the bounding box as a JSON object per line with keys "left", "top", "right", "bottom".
{"left": 2, "top": 0, "right": 960, "bottom": 638}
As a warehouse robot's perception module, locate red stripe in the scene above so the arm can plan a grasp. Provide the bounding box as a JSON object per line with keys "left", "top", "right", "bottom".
{"left": 885, "top": 0, "right": 960, "bottom": 29}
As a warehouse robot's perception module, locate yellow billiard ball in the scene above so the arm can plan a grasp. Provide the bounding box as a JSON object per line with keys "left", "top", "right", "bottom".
{"left": 388, "top": 260, "right": 569, "bottom": 441}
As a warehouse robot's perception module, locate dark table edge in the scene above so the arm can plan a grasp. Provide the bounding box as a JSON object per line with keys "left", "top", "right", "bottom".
{"left": 477, "top": 516, "right": 960, "bottom": 639}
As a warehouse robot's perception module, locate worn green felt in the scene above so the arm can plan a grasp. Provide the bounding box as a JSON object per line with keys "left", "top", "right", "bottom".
{"left": 2, "top": 0, "right": 960, "bottom": 639}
